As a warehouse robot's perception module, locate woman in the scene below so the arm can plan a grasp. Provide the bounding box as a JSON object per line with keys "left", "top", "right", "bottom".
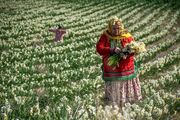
{"left": 96, "top": 16, "right": 142, "bottom": 108}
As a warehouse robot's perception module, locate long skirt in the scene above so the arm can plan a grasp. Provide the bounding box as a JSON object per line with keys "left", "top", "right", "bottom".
{"left": 104, "top": 77, "right": 142, "bottom": 108}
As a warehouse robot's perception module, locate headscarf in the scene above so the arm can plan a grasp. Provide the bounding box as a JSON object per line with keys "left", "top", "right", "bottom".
{"left": 104, "top": 16, "right": 131, "bottom": 40}
{"left": 107, "top": 16, "right": 124, "bottom": 33}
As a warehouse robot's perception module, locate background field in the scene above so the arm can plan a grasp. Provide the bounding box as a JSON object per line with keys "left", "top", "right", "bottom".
{"left": 0, "top": 0, "right": 180, "bottom": 119}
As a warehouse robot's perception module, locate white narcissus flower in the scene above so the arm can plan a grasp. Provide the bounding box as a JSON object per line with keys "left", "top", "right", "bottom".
{"left": 34, "top": 103, "right": 40, "bottom": 115}
{"left": 111, "top": 105, "right": 119, "bottom": 116}
{"left": 122, "top": 107, "right": 131, "bottom": 120}
{"left": 113, "top": 104, "right": 119, "bottom": 111}
{"left": 45, "top": 106, "right": 50, "bottom": 111}
{"left": 88, "top": 105, "right": 96, "bottom": 115}
{"left": 140, "top": 108, "right": 145, "bottom": 116}
{"left": 131, "top": 104, "right": 139, "bottom": 110}
{"left": 125, "top": 103, "right": 131, "bottom": 108}
{"left": 162, "top": 104, "right": 168, "bottom": 113}
{"left": 1, "top": 113, "right": 8, "bottom": 120}
{"left": 149, "top": 100, "right": 154, "bottom": 106}
{"left": 116, "top": 112, "right": 124, "bottom": 120}
{"left": 1, "top": 106, "right": 6, "bottom": 113}
{"left": 97, "top": 105, "right": 105, "bottom": 119}
{"left": 129, "top": 111, "right": 136, "bottom": 118}
{"left": 105, "top": 105, "right": 112, "bottom": 116}
{"left": 144, "top": 111, "right": 152, "bottom": 119}
{"left": 77, "top": 108, "right": 85, "bottom": 117}
{"left": 30, "top": 107, "right": 33, "bottom": 116}
{"left": 42, "top": 109, "right": 48, "bottom": 114}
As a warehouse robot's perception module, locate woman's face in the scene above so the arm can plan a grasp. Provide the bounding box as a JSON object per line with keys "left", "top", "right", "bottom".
{"left": 112, "top": 24, "right": 120, "bottom": 36}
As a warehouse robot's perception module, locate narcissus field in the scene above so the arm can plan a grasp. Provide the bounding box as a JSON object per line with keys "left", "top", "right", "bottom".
{"left": 0, "top": 0, "right": 179, "bottom": 119}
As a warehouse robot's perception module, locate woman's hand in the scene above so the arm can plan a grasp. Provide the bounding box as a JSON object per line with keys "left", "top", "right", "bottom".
{"left": 122, "top": 55, "right": 127, "bottom": 59}
{"left": 114, "top": 47, "right": 121, "bottom": 54}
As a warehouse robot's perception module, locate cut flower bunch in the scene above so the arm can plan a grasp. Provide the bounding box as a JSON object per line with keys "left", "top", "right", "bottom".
{"left": 108, "top": 41, "right": 146, "bottom": 68}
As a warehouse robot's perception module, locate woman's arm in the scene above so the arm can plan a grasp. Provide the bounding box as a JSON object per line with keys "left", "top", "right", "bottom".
{"left": 96, "top": 34, "right": 115, "bottom": 56}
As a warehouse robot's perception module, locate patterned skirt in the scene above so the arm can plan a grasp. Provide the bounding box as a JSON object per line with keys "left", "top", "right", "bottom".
{"left": 104, "top": 77, "right": 142, "bottom": 107}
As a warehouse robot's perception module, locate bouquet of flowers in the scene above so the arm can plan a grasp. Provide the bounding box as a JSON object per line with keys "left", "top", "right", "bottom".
{"left": 108, "top": 41, "right": 146, "bottom": 68}
{"left": 128, "top": 41, "right": 146, "bottom": 53}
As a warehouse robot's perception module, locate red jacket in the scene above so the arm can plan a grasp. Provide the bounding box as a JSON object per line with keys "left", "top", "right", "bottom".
{"left": 96, "top": 32, "right": 137, "bottom": 81}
